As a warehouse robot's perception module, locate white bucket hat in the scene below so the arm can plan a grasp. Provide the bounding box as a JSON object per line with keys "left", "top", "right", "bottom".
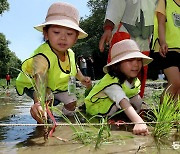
{"left": 34, "top": 2, "right": 88, "bottom": 39}
{"left": 103, "top": 39, "right": 153, "bottom": 73}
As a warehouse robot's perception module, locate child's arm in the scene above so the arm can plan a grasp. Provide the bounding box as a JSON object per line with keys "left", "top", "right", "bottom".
{"left": 119, "top": 98, "right": 149, "bottom": 136}
{"left": 76, "top": 68, "right": 92, "bottom": 89}
{"left": 157, "top": 12, "right": 168, "bottom": 57}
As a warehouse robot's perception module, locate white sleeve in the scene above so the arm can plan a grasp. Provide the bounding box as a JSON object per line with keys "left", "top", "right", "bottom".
{"left": 104, "top": 84, "right": 129, "bottom": 109}
{"left": 105, "top": 0, "right": 126, "bottom": 27}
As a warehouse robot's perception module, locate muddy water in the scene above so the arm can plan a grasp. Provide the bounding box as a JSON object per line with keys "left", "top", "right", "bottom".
{"left": 0, "top": 88, "right": 179, "bottom": 154}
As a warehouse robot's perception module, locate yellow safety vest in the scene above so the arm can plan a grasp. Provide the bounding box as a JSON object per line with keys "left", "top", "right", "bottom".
{"left": 152, "top": 0, "right": 180, "bottom": 52}
{"left": 16, "top": 42, "right": 77, "bottom": 95}
{"left": 85, "top": 74, "right": 141, "bottom": 115}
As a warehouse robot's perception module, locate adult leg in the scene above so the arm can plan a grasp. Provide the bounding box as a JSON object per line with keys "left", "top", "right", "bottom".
{"left": 161, "top": 66, "right": 180, "bottom": 102}
{"left": 62, "top": 101, "right": 77, "bottom": 116}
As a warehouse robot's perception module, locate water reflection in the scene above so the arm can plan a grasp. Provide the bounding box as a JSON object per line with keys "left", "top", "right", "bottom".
{"left": 16, "top": 126, "right": 46, "bottom": 148}
{"left": 0, "top": 89, "right": 36, "bottom": 153}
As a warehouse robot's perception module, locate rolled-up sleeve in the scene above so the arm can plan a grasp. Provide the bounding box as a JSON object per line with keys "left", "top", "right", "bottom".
{"left": 155, "top": 0, "right": 166, "bottom": 16}
{"left": 104, "top": 84, "right": 129, "bottom": 109}
{"left": 105, "top": 0, "right": 126, "bottom": 27}
{"left": 33, "top": 55, "right": 49, "bottom": 75}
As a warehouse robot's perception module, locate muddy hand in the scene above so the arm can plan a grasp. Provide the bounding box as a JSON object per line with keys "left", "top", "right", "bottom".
{"left": 30, "top": 103, "right": 47, "bottom": 124}
{"left": 133, "top": 123, "right": 149, "bottom": 136}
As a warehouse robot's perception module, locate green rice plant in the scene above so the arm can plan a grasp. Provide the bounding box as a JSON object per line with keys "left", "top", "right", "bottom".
{"left": 147, "top": 92, "right": 180, "bottom": 139}
{"left": 81, "top": 109, "right": 125, "bottom": 149}
{"left": 174, "top": 97, "right": 180, "bottom": 140}
{"left": 17, "top": 68, "right": 48, "bottom": 121}
{"left": 144, "top": 89, "right": 163, "bottom": 106}
{"left": 14, "top": 67, "right": 53, "bottom": 140}
{"left": 94, "top": 116, "right": 111, "bottom": 149}
{"left": 52, "top": 107, "right": 110, "bottom": 147}
{"left": 52, "top": 107, "right": 128, "bottom": 149}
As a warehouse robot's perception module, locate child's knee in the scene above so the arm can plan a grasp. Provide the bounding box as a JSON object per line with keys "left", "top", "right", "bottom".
{"left": 63, "top": 101, "right": 77, "bottom": 116}
{"left": 64, "top": 101, "right": 76, "bottom": 111}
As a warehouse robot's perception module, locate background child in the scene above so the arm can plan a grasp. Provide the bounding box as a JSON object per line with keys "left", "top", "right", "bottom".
{"left": 151, "top": 0, "right": 180, "bottom": 102}
{"left": 85, "top": 39, "right": 153, "bottom": 135}
{"left": 6, "top": 73, "right": 11, "bottom": 87}
{"left": 99, "top": 0, "right": 157, "bottom": 98}
{"left": 16, "top": 2, "right": 91, "bottom": 124}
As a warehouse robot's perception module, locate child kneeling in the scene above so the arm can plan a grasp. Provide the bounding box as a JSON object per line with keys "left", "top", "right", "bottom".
{"left": 85, "top": 39, "right": 153, "bottom": 135}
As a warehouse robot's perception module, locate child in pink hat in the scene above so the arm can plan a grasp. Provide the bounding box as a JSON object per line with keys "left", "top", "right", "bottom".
{"left": 16, "top": 2, "right": 91, "bottom": 124}
{"left": 85, "top": 39, "right": 153, "bottom": 135}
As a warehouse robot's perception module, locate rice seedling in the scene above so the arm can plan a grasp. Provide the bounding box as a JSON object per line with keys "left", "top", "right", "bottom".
{"left": 52, "top": 108, "right": 109, "bottom": 147}
{"left": 51, "top": 106, "right": 130, "bottom": 149}
{"left": 15, "top": 67, "right": 55, "bottom": 141}
{"left": 147, "top": 92, "right": 180, "bottom": 139}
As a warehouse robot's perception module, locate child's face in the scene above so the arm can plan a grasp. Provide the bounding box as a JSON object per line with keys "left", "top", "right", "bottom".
{"left": 119, "top": 58, "right": 142, "bottom": 79}
{"left": 44, "top": 25, "right": 78, "bottom": 53}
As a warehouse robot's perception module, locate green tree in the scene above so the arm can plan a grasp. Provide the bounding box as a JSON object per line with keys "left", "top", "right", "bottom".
{"left": 0, "top": 33, "right": 21, "bottom": 78}
{"left": 0, "top": 33, "right": 11, "bottom": 77}
{"left": 0, "top": 1, "right": 21, "bottom": 78}
{"left": 73, "top": 0, "right": 108, "bottom": 79}
{"left": 0, "top": 0, "right": 9, "bottom": 14}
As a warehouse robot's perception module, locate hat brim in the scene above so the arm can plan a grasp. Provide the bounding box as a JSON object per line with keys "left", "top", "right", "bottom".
{"left": 103, "top": 50, "right": 153, "bottom": 73}
{"left": 34, "top": 19, "right": 88, "bottom": 39}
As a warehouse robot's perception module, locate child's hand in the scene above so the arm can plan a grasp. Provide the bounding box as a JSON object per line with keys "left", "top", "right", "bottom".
{"left": 133, "top": 123, "right": 149, "bottom": 136}
{"left": 30, "top": 102, "right": 47, "bottom": 124}
{"left": 81, "top": 76, "right": 92, "bottom": 89}
{"left": 160, "top": 43, "right": 168, "bottom": 58}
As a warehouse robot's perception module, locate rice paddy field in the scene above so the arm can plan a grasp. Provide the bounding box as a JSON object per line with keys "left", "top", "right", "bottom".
{"left": 0, "top": 80, "right": 179, "bottom": 154}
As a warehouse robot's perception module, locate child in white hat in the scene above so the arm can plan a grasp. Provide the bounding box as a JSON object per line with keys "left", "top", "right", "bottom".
{"left": 85, "top": 39, "right": 153, "bottom": 135}
{"left": 16, "top": 2, "right": 91, "bottom": 123}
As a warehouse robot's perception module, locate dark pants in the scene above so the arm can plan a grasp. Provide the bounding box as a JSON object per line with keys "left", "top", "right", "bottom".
{"left": 6, "top": 80, "right": 10, "bottom": 86}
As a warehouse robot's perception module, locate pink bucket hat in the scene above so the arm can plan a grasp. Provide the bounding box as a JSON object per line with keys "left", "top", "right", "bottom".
{"left": 103, "top": 39, "right": 153, "bottom": 73}
{"left": 34, "top": 2, "right": 88, "bottom": 39}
